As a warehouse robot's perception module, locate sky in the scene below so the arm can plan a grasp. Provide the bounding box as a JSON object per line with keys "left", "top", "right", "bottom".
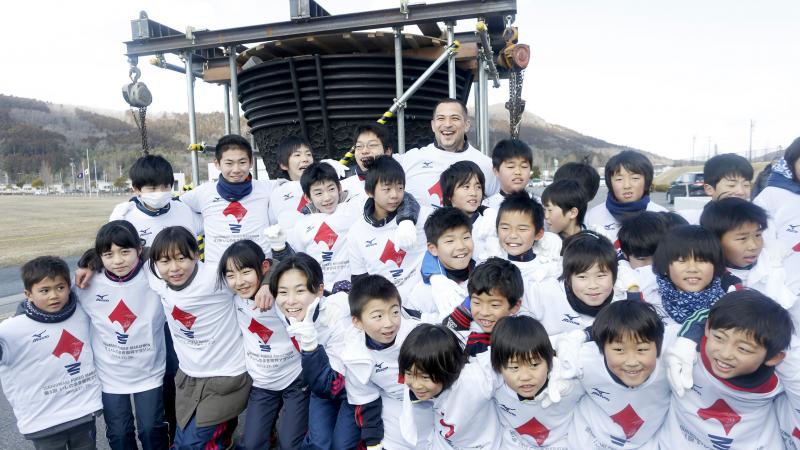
{"left": 1, "top": 0, "right": 797, "bottom": 160}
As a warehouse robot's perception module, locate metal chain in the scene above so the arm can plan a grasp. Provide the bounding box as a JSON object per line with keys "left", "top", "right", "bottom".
{"left": 506, "top": 68, "right": 526, "bottom": 139}
{"left": 131, "top": 106, "right": 150, "bottom": 155}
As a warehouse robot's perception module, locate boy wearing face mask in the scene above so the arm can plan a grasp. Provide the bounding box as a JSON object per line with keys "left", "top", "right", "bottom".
{"left": 108, "top": 154, "right": 202, "bottom": 248}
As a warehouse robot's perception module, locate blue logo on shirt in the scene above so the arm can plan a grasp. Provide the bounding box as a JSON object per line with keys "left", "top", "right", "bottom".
{"left": 562, "top": 313, "right": 580, "bottom": 325}
{"left": 115, "top": 331, "right": 129, "bottom": 345}
{"left": 365, "top": 239, "right": 377, "bottom": 248}
{"left": 95, "top": 294, "right": 110, "bottom": 303}
{"left": 32, "top": 330, "right": 49, "bottom": 342}
{"left": 591, "top": 388, "right": 610, "bottom": 401}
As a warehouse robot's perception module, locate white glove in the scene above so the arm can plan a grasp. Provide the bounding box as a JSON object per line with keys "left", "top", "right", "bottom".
{"left": 286, "top": 298, "right": 320, "bottom": 352}
{"left": 430, "top": 275, "right": 468, "bottom": 317}
{"left": 321, "top": 159, "right": 348, "bottom": 179}
{"left": 109, "top": 201, "right": 134, "bottom": 221}
{"left": 473, "top": 208, "right": 498, "bottom": 239}
{"left": 665, "top": 337, "right": 697, "bottom": 397}
{"left": 542, "top": 357, "right": 570, "bottom": 408}
{"left": 318, "top": 293, "right": 350, "bottom": 328}
{"left": 392, "top": 220, "right": 418, "bottom": 251}
{"left": 614, "top": 263, "right": 640, "bottom": 298}
{"left": 264, "top": 224, "right": 287, "bottom": 251}
{"left": 549, "top": 330, "right": 586, "bottom": 380}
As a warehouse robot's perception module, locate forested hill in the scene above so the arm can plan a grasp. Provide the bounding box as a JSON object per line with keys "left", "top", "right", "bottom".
{"left": 0, "top": 94, "right": 669, "bottom": 185}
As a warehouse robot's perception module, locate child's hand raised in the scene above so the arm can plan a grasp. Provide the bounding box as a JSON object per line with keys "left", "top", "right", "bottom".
{"left": 285, "top": 297, "right": 320, "bottom": 352}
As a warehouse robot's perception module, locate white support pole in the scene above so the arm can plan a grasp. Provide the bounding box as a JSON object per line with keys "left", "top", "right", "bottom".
{"left": 478, "top": 59, "right": 490, "bottom": 154}
{"left": 473, "top": 79, "right": 481, "bottom": 152}
{"left": 446, "top": 21, "right": 457, "bottom": 99}
{"left": 223, "top": 83, "right": 231, "bottom": 135}
{"left": 229, "top": 46, "right": 241, "bottom": 135}
{"left": 185, "top": 52, "right": 200, "bottom": 186}
{"left": 394, "top": 27, "right": 405, "bottom": 154}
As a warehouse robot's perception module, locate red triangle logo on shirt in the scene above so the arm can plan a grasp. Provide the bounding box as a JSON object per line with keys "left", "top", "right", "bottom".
{"left": 223, "top": 201, "right": 248, "bottom": 223}
{"left": 793, "top": 241, "right": 800, "bottom": 252}
{"left": 697, "top": 398, "right": 741, "bottom": 435}
{"left": 108, "top": 299, "right": 137, "bottom": 332}
{"left": 290, "top": 336, "right": 300, "bottom": 353}
{"left": 52, "top": 329, "right": 84, "bottom": 361}
{"left": 439, "top": 418, "right": 455, "bottom": 439}
{"left": 314, "top": 222, "right": 339, "bottom": 250}
{"left": 610, "top": 403, "right": 645, "bottom": 439}
{"left": 428, "top": 181, "right": 443, "bottom": 201}
{"left": 793, "top": 427, "right": 800, "bottom": 440}
{"left": 297, "top": 196, "right": 309, "bottom": 212}
{"left": 171, "top": 306, "right": 197, "bottom": 330}
{"left": 516, "top": 416, "right": 550, "bottom": 446}
{"left": 247, "top": 319, "right": 273, "bottom": 344}
{"left": 379, "top": 240, "right": 406, "bottom": 267}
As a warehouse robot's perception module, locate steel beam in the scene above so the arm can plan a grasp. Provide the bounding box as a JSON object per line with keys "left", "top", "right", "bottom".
{"left": 446, "top": 22, "right": 456, "bottom": 99}
{"left": 185, "top": 52, "right": 200, "bottom": 185}
{"left": 125, "top": 0, "right": 516, "bottom": 56}
{"left": 223, "top": 83, "right": 231, "bottom": 135}
{"left": 394, "top": 27, "right": 405, "bottom": 154}
{"left": 229, "top": 47, "right": 241, "bottom": 134}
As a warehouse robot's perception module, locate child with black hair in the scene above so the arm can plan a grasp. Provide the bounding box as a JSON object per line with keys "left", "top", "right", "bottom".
{"left": 443, "top": 257, "right": 524, "bottom": 357}
{"left": 0, "top": 256, "right": 103, "bottom": 449}
{"left": 76, "top": 221, "right": 168, "bottom": 450}
{"left": 585, "top": 150, "right": 667, "bottom": 246}
{"left": 487, "top": 316, "right": 582, "bottom": 449}
{"left": 700, "top": 197, "right": 795, "bottom": 308}
{"left": 147, "top": 226, "right": 249, "bottom": 449}
{"left": 398, "top": 323, "right": 502, "bottom": 449}
{"left": 553, "top": 160, "right": 601, "bottom": 203}
{"left": 485, "top": 139, "right": 534, "bottom": 210}
{"left": 340, "top": 123, "right": 394, "bottom": 203}
{"left": 526, "top": 231, "right": 620, "bottom": 335}
{"left": 495, "top": 191, "right": 562, "bottom": 283}
{"left": 217, "top": 241, "right": 308, "bottom": 450}
{"left": 541, "top": 179, "right": 588, "bottom": 239}
{"left": 614, "top": 212, "right": 671, "bottom": 303}
{"left": 649, "top": 225, "right": 741, "bottom": 326}
{"left": 568, "top": 300, "right": 675, "bottom": 449}
{"left": 754, "top": 136, "right": 800, "bottom": 295}
{"left": 268, "top": 253, "right": 356, "bottom": 450}
{"left": 658, "top": 290, "right": 793, "bottom": 449}
{"left": 342, "top": 275, "right": 429, "bottom": 450}
{"left": 346, "top": 156, "right": 430, "bottom": 299}
{"left": 679, "top": 153, "right": 754, "bottom": 224}
{"left": 406, "top": 207, "right": 475, "bottom": 317}
{"left": 108, "top": 153, "right": 201, "bottom": 247}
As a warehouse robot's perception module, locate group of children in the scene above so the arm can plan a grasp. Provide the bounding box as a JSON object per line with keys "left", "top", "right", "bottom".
{"left": 1, "top": 96, "right": 798, "bottom": 450}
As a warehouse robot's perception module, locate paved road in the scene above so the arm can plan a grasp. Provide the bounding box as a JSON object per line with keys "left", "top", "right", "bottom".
{"left": 0, "top": 187, "right": 669, "bottom": 448}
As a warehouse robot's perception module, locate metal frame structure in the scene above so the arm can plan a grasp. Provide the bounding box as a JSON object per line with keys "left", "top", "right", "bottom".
{"left": 126, "top": 0, "right": 517, "bottom": 182}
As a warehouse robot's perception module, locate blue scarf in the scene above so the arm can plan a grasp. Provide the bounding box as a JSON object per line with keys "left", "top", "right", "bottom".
{"left": 656, "top": 274, "right": 725, "bottom": 324}
{"left": 766, "top": 158, "right": 800, "bottom": 195}
{"left": 24, "top": 291, "right": 78, "bottom": 323}
{"left": 216, "top": 174, "right": 253, "bottom": 201}
{"left": 605, "top": 191, "right": 651, "bottom": 221}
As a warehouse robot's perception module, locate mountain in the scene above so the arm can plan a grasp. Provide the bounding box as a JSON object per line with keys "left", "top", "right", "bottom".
{"left": 0, "top": 93, "right": 671, "bottom": 185}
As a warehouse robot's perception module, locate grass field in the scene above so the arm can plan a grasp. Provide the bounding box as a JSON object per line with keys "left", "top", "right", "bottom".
{"left": 0, "top": 195, "right": 124, "bottom": 267}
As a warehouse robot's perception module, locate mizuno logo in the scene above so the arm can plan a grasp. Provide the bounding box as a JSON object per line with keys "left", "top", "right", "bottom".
{"left": 283, "top": 193, "right": 294, "bottom": 200}
{"left": 422, "top": 161, "right": 433, "bottom": 168}
{"left": 591, "top": 388, "right": 610, "bottom": 401}
{"left": 562, "top": 313, "right": 580, "bottom": 325}
{"left": 365, "top": 238, "right": 377, "bottom": 248}
{"left": 139, "top": 227, "right": 152, "bottom": 237}
{"left": 498, "top": 404, "right": 516, "bottom": 415}
{"left": 604, "top": 223, "right": 616, "bottom": 230}
{"left": 95, "top": 294, "right": 109, "bottom": 302}
{"left": 375, "top": 362, "right": 388, "bottom": 373}
{"left": 32, "top": 330, "right": 49, "bottom": 342}
{"left": 212, "top": 197, "right": 222, "bottom": 202}
{"left": 787, "top": 224, "right": 799, "bottom": 233}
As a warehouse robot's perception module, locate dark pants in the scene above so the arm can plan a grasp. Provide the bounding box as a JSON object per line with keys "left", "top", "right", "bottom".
{"left": 301, "top": 393, "right": 359, "bottom": 450}
{"left": 164, "top": 323, "right": 179, "bottom": 445}
{"left": 173, "top": 416, "right": 237, "bottom": 450}
{"left": 31, "top": 419, "right": 96, "bottom": 450}
{"left": 240, "top": 376, "right": 310, "bottom": 450}
{"left": 102, "top": 387, "right": 168, "bottom": 450}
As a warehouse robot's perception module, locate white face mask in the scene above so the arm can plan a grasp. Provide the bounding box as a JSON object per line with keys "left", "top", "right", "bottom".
{"left": 140, "top": 191, "right": 172, "bottom": 210}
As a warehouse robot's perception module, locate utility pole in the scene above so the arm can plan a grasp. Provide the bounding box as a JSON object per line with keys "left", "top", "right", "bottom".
{"left": 748, "top": 119, "right": 754, "bottom": 162}
{"left": 691, "top": 135, "right": 696, "bottom": 164}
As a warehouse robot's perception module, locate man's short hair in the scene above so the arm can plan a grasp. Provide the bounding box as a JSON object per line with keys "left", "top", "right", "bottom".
{"left": 432, "top": 98, "right": 468, "bottom": 117}
{"left": 424, "top": 207, "right": 472, "bottom": 245}
{"left": 468, "top": 257, "right": 524, "bottom": 308}
{"left": 22, "top": 256, "right": 70, "bottom": 291}
{"left": 491, "top": 139, "right": 533, "bottom": 169}
{"left": 700, "top": 197, "right": 768, "bottom": 239}
{"left": 703, "top": 154, "right": 754, "bottom": 188}
{"left": 541, "top": 179, "right": 589, "bottom": 225}
{"left": 215, "top": 134, "right": 253, "bottom": 161}
{"left": 129, "top": 154, "right": 175, "bottom": 190}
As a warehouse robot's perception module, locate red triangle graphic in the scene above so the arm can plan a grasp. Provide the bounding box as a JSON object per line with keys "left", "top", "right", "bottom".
{"left": 379, "top": 240, "right": 406, "bottom": 266}
{"left": 697, "top": 399, "right": 741, "bottom": 435}
{"left": 428, "top": 181, "right": 443, "bottom": 201}
{"left": 52, "top": 329, "right": 84, "bottom": 361}
{"left": 313, "top": 222, "right": 339, "bottom": 250}
{"left": 108, "top": 299, "right": 137, "bottom": 332}
{"left": 171, "top": 306, "right": 197, "bottom": 330}
{"left": 223, "top": 201, "right": 248, "bottom": 223}
{"left": 793, "top": 427, "right": 800, "bottom": 440}
{"left": 516, "top": 416, "right": 550, "bottom": 446}
{"left": 290, "top": 336, "right": 301, "bottom": 352}
{"left": 793, "top": 242, "right": 800, "bottom": 252}
{"left": 247, "top": 319, "right": 274, "bottom": 344}
{"left": 297, "top": 196, "right": 309, "bottom": 212}
{"left": 610, "top": 403, "right": 645, "bottom": 439}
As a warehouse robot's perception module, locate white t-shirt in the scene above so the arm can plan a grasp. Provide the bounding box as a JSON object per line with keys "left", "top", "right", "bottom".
{"left": 0, "top": 305, "right": 103, "bottom": 435}
{"left": 396, "top": 142, "right": 498, "bottom": 209}
{"left": 568, "top": 332, "right": 675, "bottom": 450}
{"left": 76, "top": 268, "right": 166, "bottom": 394}
{"left": 179, "top": 179, "right": 279, "bottom": 263}
{"left": 234, "top": 296, "right": 302, "bottom": 391}
{"left": 523, "top": 278, "right": 598, "bottom": 335}
{"left": 584, "top": 201, "right": 667, "bottom": 247}
{"left": 340, "top": 174, "right": 368, "bottom": 208}
{"left": 267, "top": 180, "right": 306, "bottom": 230}
{"left": 346, "top": 207, "right": 430, "bottom": 299}
{"left": 112, "top": 199, "right": 202, "bottom": 248}
{"left": 751, "top": 186, "right": 800, "bottom": 294}
{"left": 147, "top": 262, "right": 246, "bottom": 378}
{"left": 657, "top": 338, "right": 785, "bottom": 449}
